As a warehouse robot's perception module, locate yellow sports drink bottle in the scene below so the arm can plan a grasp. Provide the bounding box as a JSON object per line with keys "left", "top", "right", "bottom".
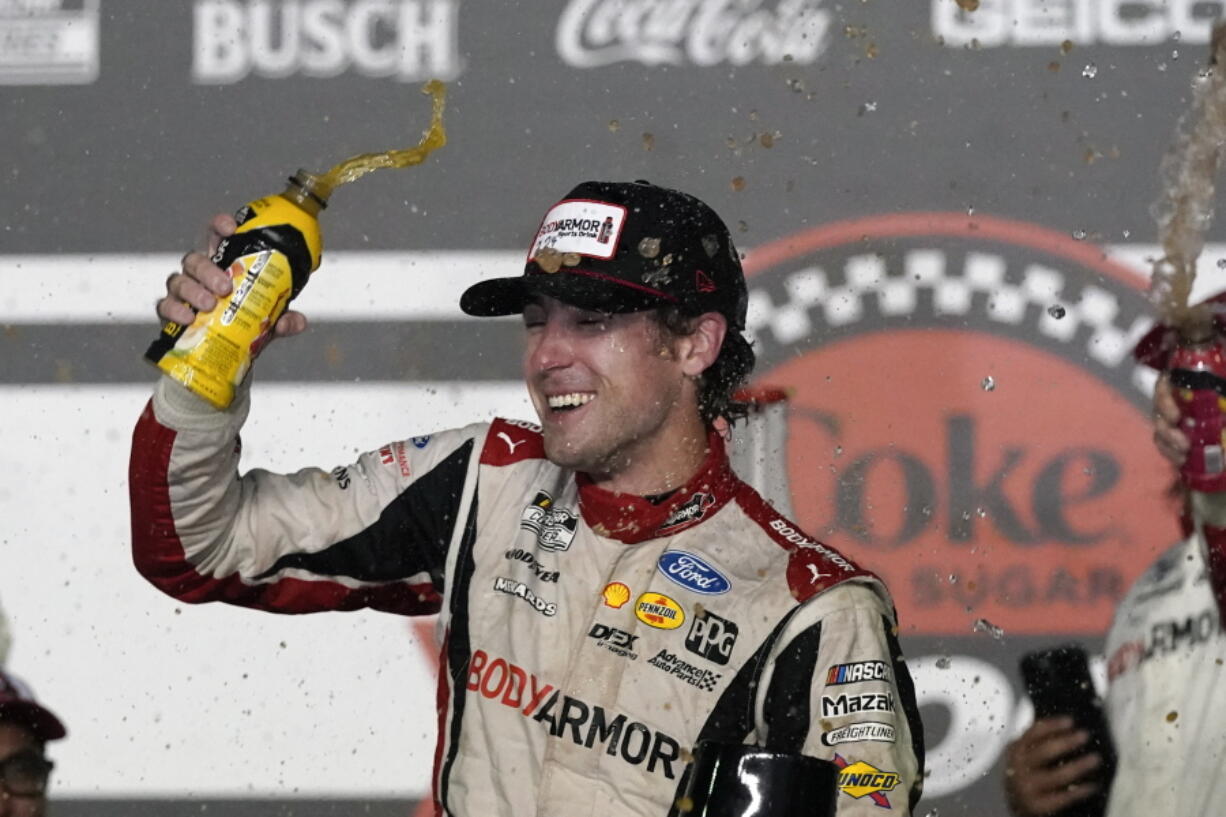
{"left": 144, "top": 79, "right": 447, "bottom": 410}
{"left": 144, "top": 170, "right": 328, "bottom": 410}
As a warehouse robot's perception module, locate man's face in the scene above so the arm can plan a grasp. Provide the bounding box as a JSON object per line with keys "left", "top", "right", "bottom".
{"left": 0, "top": 723, "right": 48, "bottom": 817}
{"left": 522, "top": 296, "right": 695, "bottom": 483}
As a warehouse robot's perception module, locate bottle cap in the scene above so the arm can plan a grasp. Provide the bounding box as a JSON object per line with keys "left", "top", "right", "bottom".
{"left": 287, "top": 169, "right": 331, "bottom": 210}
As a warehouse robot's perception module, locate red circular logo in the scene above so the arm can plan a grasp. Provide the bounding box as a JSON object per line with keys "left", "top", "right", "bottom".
{"left": 745, "top": 213, "right": 1179, "bottom": 635}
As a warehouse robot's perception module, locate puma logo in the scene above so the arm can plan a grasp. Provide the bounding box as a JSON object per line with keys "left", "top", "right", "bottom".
{"left": 498, "top": 432, "right": 525, "bottom": 454}
{"left": 807, "top": 563, "right": 829, "bottom": 583}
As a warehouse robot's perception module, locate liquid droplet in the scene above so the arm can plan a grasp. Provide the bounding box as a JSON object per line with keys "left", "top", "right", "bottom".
{"left": 1082, "top": 63, "right": 1098, "bottom": 78}
{"left": 934, "top": 657, "right": 951, "bottom": 670}
{"left": 981, "top": 375, "right": 996, "bottom": 391}
{"left": 1071, "top": 229, "right": 1087, "bottom": 240}
{"left": 1048, "top": 304, "right": 1067, "bottom": 319}
{"left": 973, "top": 618, "right": 1005, "bottom": 640}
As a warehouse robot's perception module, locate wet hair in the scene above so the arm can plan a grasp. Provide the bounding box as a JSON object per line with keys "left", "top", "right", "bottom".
{"left": 651, "top": 306, "right": 756, "bottom": 427}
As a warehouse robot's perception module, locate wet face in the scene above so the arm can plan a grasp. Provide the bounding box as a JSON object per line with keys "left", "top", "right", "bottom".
{"left": 522, "top": 297, "right": 701, "bottom": 486}
{"left": 0, "top": 724, "right": 48, "bottom": 817}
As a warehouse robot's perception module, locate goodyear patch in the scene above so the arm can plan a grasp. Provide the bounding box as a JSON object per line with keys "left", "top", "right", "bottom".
{"left": 833, "top": 754, "right": 900, "bottom": 808}
{"left": 634, "top": 592, "right": 685, "bottom": 630}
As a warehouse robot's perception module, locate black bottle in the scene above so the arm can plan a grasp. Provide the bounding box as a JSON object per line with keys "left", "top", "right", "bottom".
{"left": 1020, "top": 644, "right": 1117, "bottom": 817}
{"left": 676, "top": 741, "right": 839, "bottom": 817}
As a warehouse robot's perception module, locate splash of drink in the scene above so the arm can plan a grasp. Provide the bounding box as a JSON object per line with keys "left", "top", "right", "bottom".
{"left": 310, "top": 79, "right": 447, "bottom": 198}
{"left": 1150, "top": 24, "right": 1226, "bottom": 337}
{"left": 146, "top": 81, "right": 448, "bottom": 409}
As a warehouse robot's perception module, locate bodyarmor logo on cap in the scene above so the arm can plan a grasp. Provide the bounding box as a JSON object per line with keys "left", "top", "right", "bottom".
{"left": 529, "top": 199, "right": 627, "bottom": 261}
{"left": 520, "top": 491, "right": 578, "bottom": 552}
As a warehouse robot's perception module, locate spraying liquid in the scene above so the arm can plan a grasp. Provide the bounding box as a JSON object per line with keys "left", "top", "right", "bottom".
{"left": 1151, "top": 26, "right": 1226, "bottom": 335}
{"left": 145, "top": 80, "right": 447, "bottom": 410}
{"left": 1151, "top": 26, "right": 1226, "bottom": 632}
{"left": 1149, "top": 27, "right": 1226, "bottom": 491}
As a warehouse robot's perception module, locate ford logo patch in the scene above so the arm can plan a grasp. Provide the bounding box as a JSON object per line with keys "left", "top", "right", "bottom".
{"left": 657, "top": 551, "right": 731, "bottom": 595}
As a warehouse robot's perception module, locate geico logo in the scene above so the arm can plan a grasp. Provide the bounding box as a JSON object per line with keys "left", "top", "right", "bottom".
{"left": 556, "top": 0, "right": 830, "bottom": 68}
{"left": 465, "top": 649, "right": 681, "bottom": 779}
{"left": 192, "top": 0, "right": 462, "bottom": 84}
{"left": 820, "top": 693, "right": 895, "bottom": 717}
{"left": 767, "top": 520, "right": 856, "bottom": 572}
{"left": 588, "top": 623, "right": 638, "bottom": 650}
{"left": 932, "top": 0, "right": 1224, "bottom": 47}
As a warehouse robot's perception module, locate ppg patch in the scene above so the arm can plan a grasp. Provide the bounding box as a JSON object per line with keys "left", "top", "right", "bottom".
{"left": 825, "top": 660, "right": 890, "bottom": 686}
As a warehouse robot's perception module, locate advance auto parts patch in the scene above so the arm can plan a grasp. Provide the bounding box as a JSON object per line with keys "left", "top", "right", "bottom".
{"left": 743, "top": 213, "right": 1176, "bottom": 636}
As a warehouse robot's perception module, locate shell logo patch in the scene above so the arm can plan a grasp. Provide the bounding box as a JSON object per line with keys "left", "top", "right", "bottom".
{"left": 602, "top": 582, "right": 631, "bottom": 609}
{"left": 833, "top": 754, "right": 900, "bottom": 808}
{"left": 634, "top": 592, "right": 685, "bottom": 629}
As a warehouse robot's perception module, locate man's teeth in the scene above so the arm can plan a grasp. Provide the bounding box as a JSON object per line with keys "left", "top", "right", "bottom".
{"left": 547, "top": 393, "right": 595, "bottom": 409}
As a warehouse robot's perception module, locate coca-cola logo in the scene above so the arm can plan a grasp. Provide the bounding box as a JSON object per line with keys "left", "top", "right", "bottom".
{"left": 556, "top": 0, "right": 830, "bottom": 68}
{"left": 744, "top": 213, "right": 1179, "bottom": 636}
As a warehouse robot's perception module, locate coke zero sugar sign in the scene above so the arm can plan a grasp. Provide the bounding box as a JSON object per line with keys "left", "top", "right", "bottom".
{"left": 744, "top": 213, "right": 1180, "bottom": 635}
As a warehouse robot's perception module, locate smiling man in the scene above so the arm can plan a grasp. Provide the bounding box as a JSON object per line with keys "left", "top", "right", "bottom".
{"left": 130, "top": 180, "right": 923, "bottom": 815}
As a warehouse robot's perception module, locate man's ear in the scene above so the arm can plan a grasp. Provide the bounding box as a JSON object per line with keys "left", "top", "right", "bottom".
{"left": 678, "top": 312, "right": 727, "bottom": 378}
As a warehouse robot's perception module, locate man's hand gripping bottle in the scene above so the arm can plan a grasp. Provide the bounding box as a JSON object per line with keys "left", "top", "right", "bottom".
{"left": 144, "top": 170, "right": 329, "bottom": 410}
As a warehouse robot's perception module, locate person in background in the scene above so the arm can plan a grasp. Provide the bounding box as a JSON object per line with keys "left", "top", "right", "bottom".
{"left": 0, "top": 669, "right": 65, "bottom": 817}
{"left": 1003, "top": 352, "right": 1226, "bottom": 816}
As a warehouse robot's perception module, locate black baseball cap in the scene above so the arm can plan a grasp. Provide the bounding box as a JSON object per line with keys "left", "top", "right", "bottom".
{"left": 0, "top": 669, "right": 66, "bottom": 741}
{"left": 460, "top": 180, "right": 748, "bottom": 329}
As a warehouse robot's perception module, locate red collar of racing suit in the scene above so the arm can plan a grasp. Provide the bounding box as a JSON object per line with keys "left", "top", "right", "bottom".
{"left": 574, "top": 430, "right": 740, "bottom": 544}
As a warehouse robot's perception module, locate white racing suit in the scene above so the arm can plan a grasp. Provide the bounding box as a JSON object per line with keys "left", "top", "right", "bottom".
{"left": 129, "top": 379, "right": 924, "bottom": 816}
{"left": 1103, "top": 534, "right": 1226, "bottom": 817}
